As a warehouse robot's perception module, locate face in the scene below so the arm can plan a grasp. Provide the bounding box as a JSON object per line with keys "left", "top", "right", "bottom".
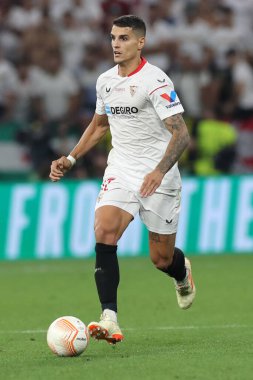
{"left": 110, "top": 25, "right": 145, "bottom": 64}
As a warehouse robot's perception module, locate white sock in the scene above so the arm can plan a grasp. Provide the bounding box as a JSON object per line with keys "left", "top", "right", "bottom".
{"left": 103, "top": 309, "right": 117, "bottom": 322}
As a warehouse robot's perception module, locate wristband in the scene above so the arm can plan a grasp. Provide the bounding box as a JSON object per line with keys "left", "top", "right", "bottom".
{"left": 67, "top": 154, "right": 76, "bottom": 167}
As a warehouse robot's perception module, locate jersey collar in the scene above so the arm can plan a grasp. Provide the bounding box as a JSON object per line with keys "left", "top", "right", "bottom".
{"left": 127, "top": 57, "right": 147, "bottom": 77}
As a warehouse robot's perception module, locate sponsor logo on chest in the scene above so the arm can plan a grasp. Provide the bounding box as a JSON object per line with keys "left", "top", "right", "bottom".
{"left": 104, "top": 83, "right": 142, "bottom": 116}
{"left": 105, "top": 105, "right": 139, "bottom": 115}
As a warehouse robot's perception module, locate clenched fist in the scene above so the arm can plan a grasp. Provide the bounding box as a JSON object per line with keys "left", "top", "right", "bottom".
{"left": 49, "top": 156, "right": 73, "bottom": 182}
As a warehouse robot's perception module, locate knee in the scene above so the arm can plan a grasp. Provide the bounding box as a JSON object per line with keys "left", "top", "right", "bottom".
{"left": 150, "top": 249, "right": 174, "bottom": 271}
{"left": 94, "top": 221, "right": 119, "bottom": 245}
{"left": 152, "top": 257, "right": 173, "bottom": 271}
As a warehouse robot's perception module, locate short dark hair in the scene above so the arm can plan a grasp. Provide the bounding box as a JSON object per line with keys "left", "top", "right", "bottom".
{"left": 113, "top": 15, "right": 146, "bottom": 36}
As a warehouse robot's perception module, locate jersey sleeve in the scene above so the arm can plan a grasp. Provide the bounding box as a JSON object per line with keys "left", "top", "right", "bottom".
{"left": 95, "top": 77, "right": 106, "bottom": 115}
{"left": 148, "top": 75, "right": 184, "bottom": 120}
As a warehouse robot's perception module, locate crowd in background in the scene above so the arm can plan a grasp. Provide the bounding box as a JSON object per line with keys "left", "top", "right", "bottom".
{"left": 0, "top": 0, "right": 253, "bottom": 180}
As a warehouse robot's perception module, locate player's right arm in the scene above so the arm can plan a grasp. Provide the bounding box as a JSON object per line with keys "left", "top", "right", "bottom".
{"left": 49, "top": 113, "right": 109, "bottom": 182}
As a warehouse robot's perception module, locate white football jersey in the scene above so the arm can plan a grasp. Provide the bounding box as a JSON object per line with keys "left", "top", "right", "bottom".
{"left": 95, "top": 58, "right": 184, "bottom": 193}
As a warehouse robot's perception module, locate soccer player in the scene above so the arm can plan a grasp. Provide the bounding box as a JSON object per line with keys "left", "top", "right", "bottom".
{"left": 49, "top": 15, "right": 196, "bottom": 345}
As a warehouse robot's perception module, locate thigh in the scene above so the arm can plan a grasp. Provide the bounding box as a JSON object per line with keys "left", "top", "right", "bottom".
{"left": 139, "top": 190, "right": 181, "bottom": 235}
{"left": 94, "top": 183, "right": 140, "bottom": 244}
{"left": 95, "top": 206, "right": 133, "bottom": 239}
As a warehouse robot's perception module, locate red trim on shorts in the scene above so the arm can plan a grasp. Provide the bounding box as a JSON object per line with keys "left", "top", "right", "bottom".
{"left": 128, "top": 57, "right": 147, "bottom": 77}
{"left": 149, "top": 84, "right": 169, "bottom": 96}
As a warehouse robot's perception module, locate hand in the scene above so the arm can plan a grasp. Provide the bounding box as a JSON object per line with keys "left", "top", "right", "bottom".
{"left": 139, "top": 168, "right": 164, "bottom": 197}
{"left": 49, "top": 156, "right": 72, "bottom": 182}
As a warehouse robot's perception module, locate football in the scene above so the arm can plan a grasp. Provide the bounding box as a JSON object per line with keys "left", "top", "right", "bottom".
{"left": 47, "top": 316, "right": 89, "bottom": 357}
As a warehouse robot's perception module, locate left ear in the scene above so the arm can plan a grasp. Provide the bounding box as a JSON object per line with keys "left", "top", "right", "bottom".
{"left": 138, "top": 37, "right": 145, "bottom": 51}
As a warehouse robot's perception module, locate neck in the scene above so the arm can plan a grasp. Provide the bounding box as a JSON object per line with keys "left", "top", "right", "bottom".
{"left": 118, "top": 56, "right": 142, "bottom": 77}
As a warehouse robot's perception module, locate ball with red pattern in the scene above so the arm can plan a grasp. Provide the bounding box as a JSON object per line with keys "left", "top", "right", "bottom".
{"left": 47, "top": 316, "right": 89, "bottom": 357}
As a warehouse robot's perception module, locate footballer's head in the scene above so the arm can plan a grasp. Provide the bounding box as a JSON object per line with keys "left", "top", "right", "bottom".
{"left": 113, "top": 15, "right": 146, "bottom": 37}
{"left": 111, "top": 15, "right": 146, "bottom": 63}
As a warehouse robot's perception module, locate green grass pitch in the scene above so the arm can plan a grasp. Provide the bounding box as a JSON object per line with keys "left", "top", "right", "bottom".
{"left": 0, "top": 255, "right": 252, "bottom": 380}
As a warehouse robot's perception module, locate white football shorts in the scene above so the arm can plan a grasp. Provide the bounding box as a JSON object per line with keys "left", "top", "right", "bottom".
{"left": 95, "top": 178, "right": 181, "bottom": 234}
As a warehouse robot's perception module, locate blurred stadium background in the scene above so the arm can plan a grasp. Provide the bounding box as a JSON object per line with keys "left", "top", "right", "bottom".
{"left": 1, "top": 2, "right": 253, "bottom": 379}
{"left": 0, "top": 0, "right": 253, "bottom": 260}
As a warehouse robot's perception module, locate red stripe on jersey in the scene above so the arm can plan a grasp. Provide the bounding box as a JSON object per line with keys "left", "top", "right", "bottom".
{"left": 128, "top": 57, "right": 147, "bottom": 77}
{"left": 149, "top": 84, "right": 169, "bottom": 96}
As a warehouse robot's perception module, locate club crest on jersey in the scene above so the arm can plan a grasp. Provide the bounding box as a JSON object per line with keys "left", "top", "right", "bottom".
{"left": 130, "top": 85, "right": 138, "bottom": 96}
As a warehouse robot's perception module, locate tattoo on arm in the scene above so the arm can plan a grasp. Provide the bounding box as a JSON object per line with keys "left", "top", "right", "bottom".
{"left": 165, "top": 114, "right": 185, "bottom": 131}
{"left": 156, "top": 114, "right": 190, "bottom": 175}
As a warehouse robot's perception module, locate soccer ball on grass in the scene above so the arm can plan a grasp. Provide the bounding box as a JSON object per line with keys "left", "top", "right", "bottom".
{"left": 47, "top": 316, "right": 89, "bottom": 357}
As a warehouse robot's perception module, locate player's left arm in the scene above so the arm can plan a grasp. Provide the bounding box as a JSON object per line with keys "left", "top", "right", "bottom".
{"left": 157, "top": 113, "right": 190, "bottom": 174}
{"left": 140, "top": 113, "right": 190, "bottom": 197}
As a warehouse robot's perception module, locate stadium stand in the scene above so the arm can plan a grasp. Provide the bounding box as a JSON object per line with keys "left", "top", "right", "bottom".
{"left": 0, "top": 0, "right": 253, "bottom": 179}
